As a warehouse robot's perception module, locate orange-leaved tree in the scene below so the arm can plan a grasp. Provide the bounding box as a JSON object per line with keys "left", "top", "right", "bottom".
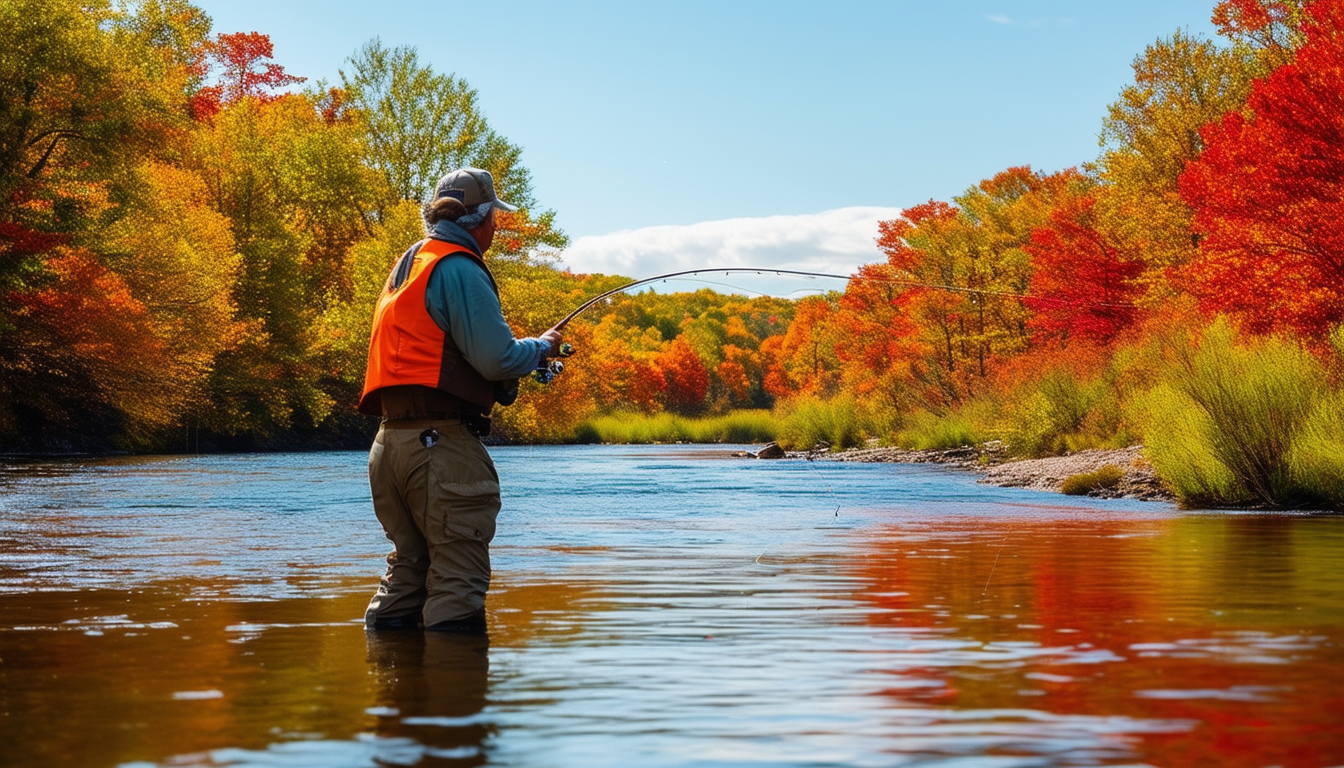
{"left": 656, "top": 337, "right": 710, "bottom": 414}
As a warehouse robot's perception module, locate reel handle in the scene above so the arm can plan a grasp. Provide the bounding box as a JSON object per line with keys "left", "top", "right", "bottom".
{"left": 532, "top": 342, "right": 574, "bottom": 385}
{"left": 533, "top": 359, "right": 564, "bottom": 384}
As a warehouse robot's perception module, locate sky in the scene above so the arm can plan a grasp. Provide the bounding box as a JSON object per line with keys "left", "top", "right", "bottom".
{"left": 193, "top": 0, "right": 1221, "bottom": 293}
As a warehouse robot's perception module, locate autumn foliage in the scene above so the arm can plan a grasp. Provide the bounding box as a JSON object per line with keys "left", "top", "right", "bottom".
{"left": 1024, "top": 193, "right": 1142, "bottom": 343}
{"left": 1180, "top": 0, "right": 1344, "bottom": 337}
{"left": 2, "top": 0, "right": 1341, "bottom": 468}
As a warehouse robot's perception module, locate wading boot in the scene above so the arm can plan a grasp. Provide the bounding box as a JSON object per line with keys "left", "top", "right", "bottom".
{"left": 425, "top": 608, "right": 487, "bottom": 634}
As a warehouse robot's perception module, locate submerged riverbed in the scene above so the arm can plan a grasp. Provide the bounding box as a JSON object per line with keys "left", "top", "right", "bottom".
{"left": 1, "top": 445, "right": 1341, "bottom": 767}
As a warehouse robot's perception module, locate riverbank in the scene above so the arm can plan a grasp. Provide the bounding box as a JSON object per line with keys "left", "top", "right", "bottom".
{"left": 788, "top": 443, "right": 1172, "bottom": 502}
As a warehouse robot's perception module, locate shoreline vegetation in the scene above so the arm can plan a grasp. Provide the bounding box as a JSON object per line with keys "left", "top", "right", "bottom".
{"left": 2, "top": 2, "right": 1342, "bottom": 513}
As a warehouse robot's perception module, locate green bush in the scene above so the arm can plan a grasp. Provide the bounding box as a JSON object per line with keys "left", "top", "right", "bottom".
{"left": 1002, "top": 373, "right": 1083, "bottom": 456}
{"left": 1060, "top": 464, "right": 1124, "bottom": 495}
{"left": 1288, "top": 391, "right": 1344, "bottom": 506}
{"left": 897, "top": 410, "right": 979, "bottom": 450}
{"left": 773, "top": 395, "right": 865, "bottom": 450}
{"left": 578, "top": 410, "right": 776, "bottom": 444}
{"left": 1140, "top": 318, "right": 1340, "bottom": 508}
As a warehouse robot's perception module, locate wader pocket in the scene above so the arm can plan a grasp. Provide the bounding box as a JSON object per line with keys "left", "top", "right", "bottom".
{"left": 432, "top": 478, "right": 500, "bottom": 543}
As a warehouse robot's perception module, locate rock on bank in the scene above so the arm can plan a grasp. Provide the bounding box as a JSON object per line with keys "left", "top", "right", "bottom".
{"left": 809, "top": 444, "right": 1171, "bottom": 502}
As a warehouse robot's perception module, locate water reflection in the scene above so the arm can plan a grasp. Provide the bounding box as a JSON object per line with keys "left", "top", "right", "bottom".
{"left": 1, "top": 448, "right": 1342, "bottom": 767}
{"left": 366, "top": 632, "right": 492, "bottom": 765}
{"left": 843, "top": 514, "right": 1344, "bottom": 767}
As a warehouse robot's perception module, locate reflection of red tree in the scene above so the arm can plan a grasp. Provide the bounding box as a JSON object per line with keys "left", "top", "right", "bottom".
{"left": 846, "top": 516, "right": 1344, "bottom": 767}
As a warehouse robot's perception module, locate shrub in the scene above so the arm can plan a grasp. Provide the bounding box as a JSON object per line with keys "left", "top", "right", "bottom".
{"left": 578, "top": 410, "right": 776, "bottom": 444}
{"left": 1140, "top": 318, "right": 1339, "bottom": 508}
{"left": 1060, "top": 464, "right": 1124, "bottom": 495}
{"left": 898, "top": 410, "right": 979, "bottom": 450}
{"left": 773, "top": 395, "right": 864, "bottom": 450}
{"left": 1288, "top": 391, "right": 1344, "bottom": 506}
{"left": 1001, "top": 370, "right": 1103, "bottom": 457}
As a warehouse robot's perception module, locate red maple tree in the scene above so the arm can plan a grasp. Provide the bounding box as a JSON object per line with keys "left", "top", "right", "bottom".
{"left": 190, "top": 32, "right": 305, "bottom": 120}
{"left": 1180, "top": 0, "right": 1344, "bottom": 338}
{"left": 656, "top": 338, "right": 710, "bottom": 414}
{"left": 1024, "top": 193, "right": 1143, "bottom": 343}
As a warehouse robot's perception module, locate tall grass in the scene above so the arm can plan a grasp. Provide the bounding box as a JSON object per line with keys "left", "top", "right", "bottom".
{"left": 1291, "top": 391, "right": 1344, "bottom": 506}
{"left": 892, "top": 351, "right": 1134, "bottom": 457}
{"left": 773, "top": 395, "right": 868, "bottom": 450}
{"left": 996, "top": 364, "right": 1134, "bottom": 457}
{"left": 1139, "top": 318, "right": 1343, "bottom": 508}
{"left": 896, "top": 410, "right": 980, "bottom": 450}
{"left": 577, "top": 410, "right": 776, "bottom": 444}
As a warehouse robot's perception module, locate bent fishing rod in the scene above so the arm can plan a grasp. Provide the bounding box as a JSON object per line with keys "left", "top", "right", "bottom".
{"left": 529, "top": 267, "right": 1136, "bottom": 384}
{"left": 552, "top": 266, "right": 1133, "bottom": 331}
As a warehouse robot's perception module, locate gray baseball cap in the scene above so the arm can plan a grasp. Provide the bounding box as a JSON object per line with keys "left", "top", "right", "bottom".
{"left": 432, "top": 167, "right": 518, "bottom": 212}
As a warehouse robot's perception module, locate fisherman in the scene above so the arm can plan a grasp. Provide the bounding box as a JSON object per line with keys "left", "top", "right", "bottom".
{"left": 357, "top": 167, "right": 562, "bottom": 632}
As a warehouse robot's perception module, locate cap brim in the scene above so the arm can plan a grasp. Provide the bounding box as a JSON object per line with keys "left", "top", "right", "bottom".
{"left": 492, "top": 199, "right": 518, "bottom": 212}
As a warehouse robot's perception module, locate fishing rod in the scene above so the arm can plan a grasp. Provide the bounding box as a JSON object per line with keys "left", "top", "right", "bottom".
{"left": 528, "top": 266, "right": 1136, "bottom": 383}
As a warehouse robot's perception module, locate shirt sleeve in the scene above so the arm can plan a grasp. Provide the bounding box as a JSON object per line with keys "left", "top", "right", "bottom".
{"left": 425, "top": 257, "right": 549, "bottom": 380}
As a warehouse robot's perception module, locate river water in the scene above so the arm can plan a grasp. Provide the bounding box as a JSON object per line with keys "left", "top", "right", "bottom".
{"left": 1, "top": 445, "right": 1341, "bottom": 767}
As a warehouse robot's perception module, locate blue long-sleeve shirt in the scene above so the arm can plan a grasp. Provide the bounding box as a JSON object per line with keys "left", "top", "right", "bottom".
{"left": 423, "top": 221, "right": 549, "bottom": 381}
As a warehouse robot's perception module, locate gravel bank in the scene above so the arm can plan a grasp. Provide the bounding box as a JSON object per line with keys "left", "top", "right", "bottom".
{"left": 785, "top": 443, "right": 1172, "bottom": 502}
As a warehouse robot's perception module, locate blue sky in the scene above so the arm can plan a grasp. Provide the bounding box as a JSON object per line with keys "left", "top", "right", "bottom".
{"left": 193, "top": 1, "right": 1221, "bottom": 287}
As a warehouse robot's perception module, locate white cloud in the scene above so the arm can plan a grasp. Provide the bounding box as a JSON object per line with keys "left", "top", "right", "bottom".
{"left": 558, "top": 206, "right": 902, "bottom": 298}
{"left": 988, "top": 14, "right": 1014, "bottom": 24}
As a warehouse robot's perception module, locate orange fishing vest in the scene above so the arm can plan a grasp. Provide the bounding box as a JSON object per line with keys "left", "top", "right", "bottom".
{"left": 358, "top": 238, "right": 499, "bottom": 416}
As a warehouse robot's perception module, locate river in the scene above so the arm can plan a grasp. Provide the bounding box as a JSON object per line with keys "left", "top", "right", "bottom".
{"left": 1, "top": 445, "right": 1341, "bottom": 767}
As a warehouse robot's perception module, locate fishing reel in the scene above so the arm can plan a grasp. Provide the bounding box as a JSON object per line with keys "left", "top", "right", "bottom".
{"left": 532, "top": 342, "right": 574, "bottom": 384}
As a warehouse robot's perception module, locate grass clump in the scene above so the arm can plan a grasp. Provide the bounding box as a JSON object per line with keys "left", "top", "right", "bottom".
{"left": 998, "top": 369, "right": 1131, "bottom": 457}
{"left": 773, "top": 395, "right": 865, "bottom": 450}
{"left": 1290, "top": 391, "right": 1344, "bottom": 506}
{"left": 897, "top": 410, "right": 979, "bottom": 450}
{"left": 1139, "top": 318, "right": 1343, "bottom": 508}
{"left": 1060, "top": 464, "right": 1124, "bottom": 496}
{"left": 577, "top": 410, "right": 776, "bottom": 444}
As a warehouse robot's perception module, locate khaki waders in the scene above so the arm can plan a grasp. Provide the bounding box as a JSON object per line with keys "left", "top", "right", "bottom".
{"left": 365, "top": 418, "right": 501, "bottom": 630}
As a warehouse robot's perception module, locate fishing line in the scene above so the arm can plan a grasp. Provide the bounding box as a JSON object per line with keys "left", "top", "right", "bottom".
{"left": 754, "top": 443, "right": 844, "bottom": 569}
{"left": 979, "top": 534, "right": 1007, "bottom": 599}
{"left": 654, "top": 277, "right": 827, "bottom": 300}
{"left": 553, "top": 267, "right": 1135, "bottom": 331}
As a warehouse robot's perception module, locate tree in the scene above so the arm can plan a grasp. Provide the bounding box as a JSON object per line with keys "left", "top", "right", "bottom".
{"left": 1096, "top": 30, "right": 1261, "bottom": 289}
{"left": 1213, "top": 0, "right": 1311, "bottom": 68}
{"left": 1024, "top": 192, "right": 1143, "bottom": 343}
{"left": 769, "top": 295, "right": 842, "bottom": 397}
{"left": 830, "top": 263, "right": 925, "bottom": 410}
{"left": 189, "top": 92, "right": 373, "bottom": 436}
{"left": 2, "top": 248, "right": 172, "bottom": 446}
{"left": 873, "top": 168, "right": 1076, "bottom": 401}
{"left": 190, "top": 31, "right": 305, "bottom": 119}
{"left": 1180, "top": 0, "right": 1344, "bottom": 338}
{"left": 339, "top": 40, "right": 566, "bottom": 262}
{"left": 0, "top": 0, "right": 207, "bottom": 448}
{"left": 656, "top": 338, "right": 710, "bottom": 414}
{"left": 104, "top": 161, "right": 241, "bottom": 416}
{"left": 339, "top": 40, "right": 486, "bottom": 203}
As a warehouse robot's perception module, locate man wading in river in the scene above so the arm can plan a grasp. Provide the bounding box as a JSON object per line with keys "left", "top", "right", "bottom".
{"left": 357, "top": 168, "right": 563, "bottom": 632}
